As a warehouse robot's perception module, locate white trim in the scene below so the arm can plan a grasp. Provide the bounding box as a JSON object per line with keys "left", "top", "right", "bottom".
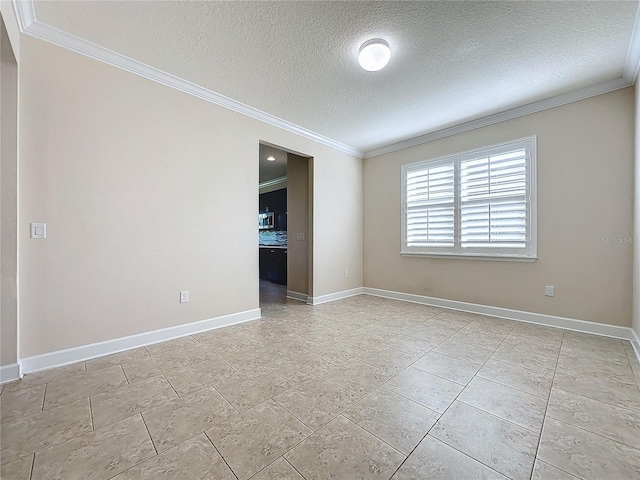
{"left": 19, "top": 308, "right": 261, "bottom": 374}
{"left": 11, "top": 1, "right": 363, "bottom": 159}
{"left": 259, "top": 176, "right": 287, "bottom": 190}
{"left": 0, "top": 362, "right": 21, "bottom": 384}
{"left": 630, "top": 328, "right": 640, "bottom": 364}
{"left": 364, "top": 77, "right": 631, "bottom": 159}
{"left": 286, "top": 290, "right": 308, "bottom": 302}
{"left": 363, "top": 287, "right": 636, "bottom": 341}
{"left": 307, "top": 287, "right": 364, "bottom": 305}
{"left": 624, "top": 1, "right": 640, "bottom": 83}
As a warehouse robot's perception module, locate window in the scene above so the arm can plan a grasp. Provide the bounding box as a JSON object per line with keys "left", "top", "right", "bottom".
{"left": 401, "top": 136, "right": 537, "bottom": 260}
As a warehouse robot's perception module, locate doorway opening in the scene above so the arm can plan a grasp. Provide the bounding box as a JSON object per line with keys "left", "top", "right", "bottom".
{"left": 258, "top": 142, "right": 313, "bottom": 308}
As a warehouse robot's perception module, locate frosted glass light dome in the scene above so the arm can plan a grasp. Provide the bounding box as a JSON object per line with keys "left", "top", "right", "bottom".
{"left": 358, "top": 39, "right": 391, "bottom": 71}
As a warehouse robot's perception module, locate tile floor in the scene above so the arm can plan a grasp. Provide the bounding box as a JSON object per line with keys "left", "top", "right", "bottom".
{"left": 1, "top": 281, "right": 640, "bottom": 479}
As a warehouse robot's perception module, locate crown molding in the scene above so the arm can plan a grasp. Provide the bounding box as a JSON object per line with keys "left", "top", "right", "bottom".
{"left": 363, "top": 76, "right": 631, "bottom": 159}
{"left": 12, "top": 1, "right": 364, "bottom": 159}
{"left": 259, "top": 175, "right": 287, "bottom": 189}
{"left": 13, "top": 0, "right": 637, "bottom": 162}
{"left": 624, "top": 1, "right": 640, "bottom": 83}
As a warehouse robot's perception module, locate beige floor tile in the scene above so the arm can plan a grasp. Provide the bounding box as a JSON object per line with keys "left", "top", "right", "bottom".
{"left": 162, "top": 358, "right": 238, "bottom": 396}
{"left": 2, "top": 363, "right": 86, "bottom": 394}
{"left": 538, "top": 417, "right": 640, "bottom": 479}
{"left": 477, "top": 359, "right": 553, "bottom": 398}
{"left": 431, "top": 401, "right": 538, "bottom": 480}
{"left": 251, "top": 457, "right": 304, "bottom": 479}
{"left": 546, "top": 388, "right": 640, "bottom": 448}
{"left": 510, "top": 322, "right": 564, "bottom": 340}
{"left": 273, "top": 376, "right": 361, "bottom": 430}
{"left": 43, "top": 365, "right": 128, "bottom": 410}
{"left": 403, "top": 323, "right": 459, "bottom": 344}
{"left": 384, "top": 367, "right": 463, "bottom": 414}
{"left": 285, "top": 415, "right": 405, "bottom": 479}
{"left": 304, "top": 341, "right": 365, "bottom": 367}
{"left": 111, "top": 433, "right": 235, "bottom": 479}
{"left": 0, "top": 455, "right": 34, "bottom": 480}
{"left": 458, "top": 377, "right": 547, "bottom": 432}
{"left": 90, "top": 375, "right": 177, "bottom": 429}
{"left": 205, "top": 399, "right": 311, "bottom": 480}
{"left": 265, "top": 354, "right": 333, "bottom": 384}
{"left": 120, "top": 350, "right": 191, "bottom": 384}
{"left": 320, "top": 360, "right": 393, "bottom": 396}
{"left": 531, "top": 460, "right": 579, "bottom": 479}
{"left": 30, "top": 415, "right": 156, "bottom": 480}
{"left": 413, "top": 352, "right": 481, "bottom": 385}
{"left": 215, "top": 345, "right": 285, "bottom": 375}
{"left": 553, "top": 368, "right": 640, "bottom": 413}
{"left": 392, "top": 435, "right": 507, "bottom": 480}
{"left": 491, "top": 344, "right": 557, "bottom": 375}
{"left": 340, "top": 331, "right": 392, "bottom": 350}
{"left": 85, "top": 348, "right": 149, "bottom": 373}
{"left": 191, "top": 328, "right": 231, "bottom": 344}
{"left": 175, "top": 342, "right": 229, "bottom": 364}
{"left": 354, "top": 347, "right": 418, "bottom": 375}
{"left": 433, "top": 339, "right": 496, "bottom": 365}
{"left": 561, "top": 331, "right": 628, "bottom": 362}
{"left": 384, "top": 334, "right": 438, "bottom": 356}
{"left": 447, "top": 330, "right": 506, "bottom": 350}
{"left": 0, "top": 384, "right": 45, "bottom": 423}
{"left": 145, "top": 336, "right": 198, "bottom": 356}
{"left": 142, "top": 386, "right": 237, "bottom": 452}
{"left": 557, "top": 350, "right": 635, "bottom": 382}
{"left": 213, "top": 367, "right": 291, "bottom": 411}
{"left": 343, "top": 388, "right": 439, "bottom": 454}
{"left": 1, "top": 398, "right": 92, "bottom": 465}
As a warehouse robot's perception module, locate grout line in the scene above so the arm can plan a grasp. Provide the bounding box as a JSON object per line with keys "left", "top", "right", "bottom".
{"left": 531, "top": 328, "right": 564, "bottom": 475}
{"left": 531, "top": 458, "right": 580, "bottom": 479}
{"left": 40, "top": 383, "right": 47, "bottom": 411}
{"left": 88, "top": 396, "right": 94, "bottom": 431}
{"left": 139, "top": 413, "right": 158, "bottom": 456}
{"left": 27, "top": 453, "right": 35, "bottom": 480}
{"left": 204, "top": 430, "right": 239, "bottom": 480}
{"left": 282, "top": 456, "right": 307, "bottom": 479}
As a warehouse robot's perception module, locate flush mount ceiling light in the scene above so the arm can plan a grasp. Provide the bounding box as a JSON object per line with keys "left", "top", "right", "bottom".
{"left": 266, "top": 156, "right": 276, "bottom": 161}
{"left": 358, "top": 38, "right": 391, "bottom": 71}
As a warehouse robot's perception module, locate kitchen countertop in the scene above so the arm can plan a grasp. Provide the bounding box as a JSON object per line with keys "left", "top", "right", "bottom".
{"left": 259, "top": 245, "right": 287, "bottom": 250}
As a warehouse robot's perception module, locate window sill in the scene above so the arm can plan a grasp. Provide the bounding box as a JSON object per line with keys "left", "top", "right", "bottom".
{"left": 400, "top": 252, "right": 537, "bottom": 262}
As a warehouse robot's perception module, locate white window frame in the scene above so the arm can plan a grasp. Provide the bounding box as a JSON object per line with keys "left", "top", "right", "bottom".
{"left": 401, "top": 136, "right": 537, "bottom": 261}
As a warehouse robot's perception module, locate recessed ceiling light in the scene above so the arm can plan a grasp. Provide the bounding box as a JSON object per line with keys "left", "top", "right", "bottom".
{"left": 266, "top": 156, "right": 276, "bottom": 162}
{"left": 358, "top": 38, "right": 391, "bottom": 72}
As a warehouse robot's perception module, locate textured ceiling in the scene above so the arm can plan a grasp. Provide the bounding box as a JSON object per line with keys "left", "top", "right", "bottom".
{"left": 34, "top": 1, "right": 638, "bottom": 153}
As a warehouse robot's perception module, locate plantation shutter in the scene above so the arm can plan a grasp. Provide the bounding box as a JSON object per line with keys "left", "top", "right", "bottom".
{"left": 459, "top": 148, "right": 527, "bottom": 248}
{"left": 405, "top": 161, "right": 455, "bottom": 247}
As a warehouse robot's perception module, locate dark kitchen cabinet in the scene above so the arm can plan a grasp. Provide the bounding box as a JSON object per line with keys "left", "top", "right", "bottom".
{"left": 259, "top": 248, "right": 287, "bottom": 285}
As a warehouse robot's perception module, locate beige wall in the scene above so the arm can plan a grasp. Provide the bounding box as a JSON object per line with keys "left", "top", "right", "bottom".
{"left": 634, "top": 81, "right": 640, "bottom": 339}
{"left": 1, "top": 13, "right": 18, "bottom": 367}
{"left": 287, "top": 153, "right": 309, "bottom": 295}
{"left": 19, "top": 36, "right": 363, "bottom": 357}
{"left": 364, "top": 88, "right": 634, "bottom": 327}
{"left": 0, "top": 2, "right": 19, "bottom": 60}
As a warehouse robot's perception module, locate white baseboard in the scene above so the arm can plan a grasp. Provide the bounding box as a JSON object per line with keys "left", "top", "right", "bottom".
{"left": 630, "top": 328, "right": 640, "bottom": 363}
{"left": 363, "top": 287, "right": 639, "bottom": 354}
{"left": 20, "top": 308, "right": 261, "bottom": 375}
{"left": 307, "top": 287, "right": 364, "bottom": 305}
{"left": 286, "top": 290, "right": 308, "bottom": 303}
{"left": 0, "top": 362, "right": 21, "bottom": 384}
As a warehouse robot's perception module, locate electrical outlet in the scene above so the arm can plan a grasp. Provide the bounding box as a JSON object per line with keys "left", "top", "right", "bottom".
{"left": 344, "top": 270, "right": 349, "bottom": 278}
{"left": 180, "top": 291, "right": 190, "bottom": 303}
{"left": 545, "top": 285, "right": 555, "bottom": 297}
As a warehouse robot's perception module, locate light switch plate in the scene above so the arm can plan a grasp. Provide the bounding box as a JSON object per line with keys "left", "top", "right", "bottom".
{"left": 30, "top": 223, "right": 46, "bottom": 239}
{"left": 297, "top": 233, "right": 304, "bottom": 241}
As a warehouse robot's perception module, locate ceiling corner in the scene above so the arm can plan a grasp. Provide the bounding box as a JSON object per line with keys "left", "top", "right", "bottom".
{"left": 623, "top": 1, "right": 640, "bottom": 83}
